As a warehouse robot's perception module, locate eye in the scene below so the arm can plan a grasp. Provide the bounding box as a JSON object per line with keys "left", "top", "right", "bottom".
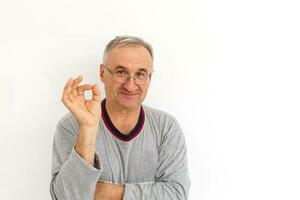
{"left": 115, "top": 69, "right": 127, "bottom": 76}
{"left": 135, "top": 71, "right": 147, "bottom": 79}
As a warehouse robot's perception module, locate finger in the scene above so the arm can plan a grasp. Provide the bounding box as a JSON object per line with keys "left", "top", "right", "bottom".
{"left": 71, "top": 86, "right": 79, "bottom": 96}
{"left": 62, "top": 78, "right": 73, "bottom": 102}
{"left": 71, "top": 75, "right": 83, "bottom": 89}
{"left": 92, "top": 84, "right": 101, "bottom": 102}
{"left": 61, "top": 94, "right": 69, "bottom": 104}
{"left": 63, "top": 87, "right": 72, "bottom": 101}
{"left": 77, "top": 84, "right": 93, "bottom": 95}
{"left": 62, "top": 92, "right": 74, "bottom": 106}
{"left": 70, "top": 75, "right": 84, "bottom": 96}
{"left": 62, "top": 96, "right": 72, "bottom": 106}
{"left": 63, "top": 78, "right": 73, "bottom": 95}
{"left": 68, "top": 92, "right": 76, "bottom": 102}
{"left": 63, "top": 86, "right": 77, "bottom": 101}
{"left": 64, "top": 78, "right": 73, "bottom": 90}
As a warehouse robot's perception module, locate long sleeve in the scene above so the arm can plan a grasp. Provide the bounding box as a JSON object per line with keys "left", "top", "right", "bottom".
{"left": 50, "top": 114, "right": 103, "bottom": 200}
{"left": 123, "top": 118, "right": 191, "bottom": 200}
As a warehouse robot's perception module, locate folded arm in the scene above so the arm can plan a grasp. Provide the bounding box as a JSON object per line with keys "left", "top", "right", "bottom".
{"left": 94, "top": 119, "right": 191, "bottom": 200}
{"left": 123, "top": 119, "right": 191, "bottom": 200}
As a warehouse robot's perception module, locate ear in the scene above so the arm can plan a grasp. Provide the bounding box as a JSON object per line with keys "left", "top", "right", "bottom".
{"left": 100, "top": 64, "right": 105, "bottom": 83}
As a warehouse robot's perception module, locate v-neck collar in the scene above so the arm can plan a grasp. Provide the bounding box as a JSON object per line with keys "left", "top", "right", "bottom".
{"left": 101, "top": 99, "right": 145, "bottom": 142}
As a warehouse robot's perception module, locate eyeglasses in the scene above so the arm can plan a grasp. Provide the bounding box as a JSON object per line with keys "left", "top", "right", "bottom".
{"left": 104, "top": 65, "right": 153, "bottom": 85}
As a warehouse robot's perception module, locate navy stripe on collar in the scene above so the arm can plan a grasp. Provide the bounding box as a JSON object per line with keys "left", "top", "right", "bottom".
{"left": 101, "top": 99, "right": 145, "bottom": 142}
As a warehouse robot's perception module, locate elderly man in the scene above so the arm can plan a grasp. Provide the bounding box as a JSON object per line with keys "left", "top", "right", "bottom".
{"left": 50, "top": 36, "right": 191, "bottom": 200}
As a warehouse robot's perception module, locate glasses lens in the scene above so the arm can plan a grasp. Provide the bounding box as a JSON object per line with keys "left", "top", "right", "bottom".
{"left": 111, "top": 70, "right": 150, "bottom": 85}
{"left": 113, "top": 74, "right": 126, "bottom": 84}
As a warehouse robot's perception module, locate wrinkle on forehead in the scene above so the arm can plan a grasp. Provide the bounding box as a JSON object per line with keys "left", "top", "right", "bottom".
{"left": 105, "top": 46, "right": 153, "bottom": 71}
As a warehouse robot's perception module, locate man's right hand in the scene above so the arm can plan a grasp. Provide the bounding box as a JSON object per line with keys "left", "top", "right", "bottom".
{"left": 61, "top": 75, "right": 102, "bottom": 165}
{"left": 61, "top": 75, "right": 102, "bottom": 128}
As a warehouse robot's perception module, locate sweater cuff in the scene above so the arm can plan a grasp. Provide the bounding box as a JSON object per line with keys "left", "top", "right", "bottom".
{"left": 52, "top": 147, "right": 103, "bottom": 199}
{"left": 71, "top": 146, "right": 103, "bottom": 172}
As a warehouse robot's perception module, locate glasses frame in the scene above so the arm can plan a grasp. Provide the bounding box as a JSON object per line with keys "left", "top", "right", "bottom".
{"left": 104, "top": 65, "right": 153, "bottom": 85}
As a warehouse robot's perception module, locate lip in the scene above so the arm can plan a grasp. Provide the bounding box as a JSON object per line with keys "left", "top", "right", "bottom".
{"left": 119, "top": 92, "right": 139, "bottom": 96}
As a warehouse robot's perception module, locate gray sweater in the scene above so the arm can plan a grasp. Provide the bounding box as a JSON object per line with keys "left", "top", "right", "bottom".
{"left": 50, "top": 102, "right": 191, "bottom": 200}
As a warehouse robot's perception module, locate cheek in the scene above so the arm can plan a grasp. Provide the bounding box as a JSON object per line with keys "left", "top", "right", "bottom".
{"left": 105, "top": 82, "right": 116, "bottom": 95}
{"left": 110, "top": 83, "right": 124, "bottom": 94}
{"left": 141, "top": 86, "right": 149, "bottom": 95}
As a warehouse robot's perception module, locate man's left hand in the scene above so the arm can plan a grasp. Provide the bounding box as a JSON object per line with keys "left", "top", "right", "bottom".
{"left": 94, "top": 182, "right": 125, "bottom": 200}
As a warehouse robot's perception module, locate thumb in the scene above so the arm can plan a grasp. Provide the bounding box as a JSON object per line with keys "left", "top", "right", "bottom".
{"left": 92, "top": 84, "right": 101, "bottom": 102}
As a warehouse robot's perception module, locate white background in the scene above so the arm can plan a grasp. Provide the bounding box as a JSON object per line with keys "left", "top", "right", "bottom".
{"left": 0, "top": 0, "right": 299, "bottom": 199}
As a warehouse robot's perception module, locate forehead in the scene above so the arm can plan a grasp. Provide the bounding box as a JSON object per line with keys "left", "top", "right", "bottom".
{"left": 106, "top": 45, "right": 153, "bottom": 70}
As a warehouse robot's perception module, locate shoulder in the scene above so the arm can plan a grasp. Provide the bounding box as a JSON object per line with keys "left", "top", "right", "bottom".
{"left": 142, "top": 105, "right": 186, "bottom": 148}
{"left": 143, "top": 104, "right": 176, "bottom": 123}
{"left": 142, "top": 104, "right": 182, "bottom": 134}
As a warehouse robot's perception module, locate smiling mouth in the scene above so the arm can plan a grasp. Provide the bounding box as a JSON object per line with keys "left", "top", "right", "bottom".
{"left": 120, "top": 92, "right": 139, "bottom": 96}
{"left": 121, "top": 92, "right": 138, "bottom": 96}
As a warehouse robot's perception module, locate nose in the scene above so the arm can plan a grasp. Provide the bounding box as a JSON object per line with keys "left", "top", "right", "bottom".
{"left": 122, "top": 77, "right": 139, "bottom": 91}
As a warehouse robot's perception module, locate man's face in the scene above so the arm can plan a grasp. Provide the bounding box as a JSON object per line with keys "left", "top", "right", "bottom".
{"left": 100, "top": 45, "right": 153, "bottom": 110}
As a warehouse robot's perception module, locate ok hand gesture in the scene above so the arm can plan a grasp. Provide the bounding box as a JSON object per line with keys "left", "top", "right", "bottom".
{"left": 61, "top": 75, "right": 102, "bottom": 128}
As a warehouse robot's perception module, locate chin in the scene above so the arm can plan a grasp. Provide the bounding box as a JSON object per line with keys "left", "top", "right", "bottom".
{"left": 119, "top": 99, "right": 140, "bottom": 109}
{"left": 118, "top": 95, "right": 143, "bottom": 109}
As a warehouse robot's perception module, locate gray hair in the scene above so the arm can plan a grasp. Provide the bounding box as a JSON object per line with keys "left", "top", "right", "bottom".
{"left": 102, "top": 35, "right": 153, "bottom": 63}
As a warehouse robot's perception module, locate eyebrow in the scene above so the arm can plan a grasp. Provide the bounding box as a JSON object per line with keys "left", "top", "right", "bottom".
{"left": 114, "top": 65, "right": 149, "bottom": 73}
